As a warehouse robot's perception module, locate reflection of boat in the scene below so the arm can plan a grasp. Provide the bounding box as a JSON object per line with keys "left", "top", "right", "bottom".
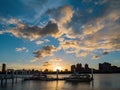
{"left": 65, "top": 73, "right": 93, "bottom": 82}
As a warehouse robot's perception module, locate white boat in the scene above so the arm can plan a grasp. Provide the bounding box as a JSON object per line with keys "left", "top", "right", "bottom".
{"left": 65, "top": 69, "right": 93, "bottom": 82}
{"left": 65, "top": 69, "right": 94, "bottom": 82}
{"left": 65, "top": 73, "right": 93, "bottom": 82}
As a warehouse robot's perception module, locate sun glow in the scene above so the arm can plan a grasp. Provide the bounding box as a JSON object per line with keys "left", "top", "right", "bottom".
{"left": 54, "top": 66, "right": 62, "bottom": 71}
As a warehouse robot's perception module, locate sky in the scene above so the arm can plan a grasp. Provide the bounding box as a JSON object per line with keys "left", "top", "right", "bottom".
{"left": 0, "top": 0, "right": 120, "bottom": 71}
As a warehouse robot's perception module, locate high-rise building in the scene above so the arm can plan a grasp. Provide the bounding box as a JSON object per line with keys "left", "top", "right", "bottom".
{"left": 76, "top": 63, "right": 82, "bottom": 72}
{"left": 99, "top": 62, "right": 111, "bottom": 72}
{"left": 99, "top": 63, "right": 103, "bottom": 71}
{"left": 2, "top": 63, "right": 6, "bottom": 73}
{"left": 85, "top": 63, "right": 89, "bottom": 70}
{"left": 71, "top": 65, "right": 76, "bottom": 72}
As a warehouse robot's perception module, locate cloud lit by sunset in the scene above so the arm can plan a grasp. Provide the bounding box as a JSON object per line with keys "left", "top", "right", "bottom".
{"left": 0, "top": 0, "right": 120, "bottom": 70}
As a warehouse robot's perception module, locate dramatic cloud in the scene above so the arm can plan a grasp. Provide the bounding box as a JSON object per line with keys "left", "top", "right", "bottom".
{"left": 46, "top": 5, "right": 74, "bottom": 39}
{"left": 60, "top": 40, "right": 79, "bottom": 50}
{"left": 16, "top": 47, "right": 28, "bottom": 52}
{"left": 83, "top": 23, "right": 104, "bottom": 35}
{"left": 36, "top": 0, "right": 120, "bottom": 59}
{"left": 47, "top": 5, "right": 74, "bottom": 24}
{"left": 10, "top": 21, "right": 60, "bottom": 40}
{"left": 1, "top": 0, "right": 120, "bottom": 60}
{"left": 3, "top": 21, "right": 61, "bottom": 41}
{"left": 33, "top": 45, "right": 57, "bottom": 59}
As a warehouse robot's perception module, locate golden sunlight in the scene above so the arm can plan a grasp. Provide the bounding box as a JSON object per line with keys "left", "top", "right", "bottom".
{"left": 53, "top": 66, "right": 62, "bottom": 71}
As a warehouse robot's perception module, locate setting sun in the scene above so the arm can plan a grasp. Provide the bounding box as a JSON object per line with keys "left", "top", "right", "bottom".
{"left": 53, "top": 66, "right": 62, "bottom": 71}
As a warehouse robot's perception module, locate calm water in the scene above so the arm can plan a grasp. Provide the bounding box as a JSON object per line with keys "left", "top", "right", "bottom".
{"left": 0, "top": 74, "right": 120, "bottom": 90}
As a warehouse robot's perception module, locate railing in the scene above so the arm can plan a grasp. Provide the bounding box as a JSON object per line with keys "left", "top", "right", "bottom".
{"left": 0, "top": 74, "right": 32, "bottom": 86}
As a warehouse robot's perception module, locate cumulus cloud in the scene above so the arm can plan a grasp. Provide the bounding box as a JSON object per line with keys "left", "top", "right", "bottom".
{"left": 83, "top": 23, "right": 104, "bottom": 35}
{"left": 33, "top": 45, "right": 57, "bottom": 59}
{"left": 1, "top": 21, "right": 61, "bottom": 40}
{"left": 8, "top": 21, "right": 60, "bottom": 40}
{"left": 6, "top": 18, "right": 21, "bottom": 25}
{"left": 1, "top": 0, "right": 120, "bottom": 60}
{"left": 46, "top": 5, "right": 75, "bottom": 39}
{"left": 16, "top": 47, "right": 28, "bottom": 52}
{"left": 60, "top": 40, "right": 79, "bottom": 50}
{"left": 71, "top": 1, "right": 120, "bottom": 57}
{"left": 57, "top": 1, "right": 120, "bottom": 59}
{"left": 47, "top": 5, "right": 74, "bottom": 24}
{"left": 59, "top": 40, "right": 90, "bottom": 57}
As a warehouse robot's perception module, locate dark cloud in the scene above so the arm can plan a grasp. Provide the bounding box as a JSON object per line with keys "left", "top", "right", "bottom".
{"left": 43, "top": 61, "right": 51, "bottom": 66}
{"left": 40, "top": 21, "right": 59, "bottom": 35}
{"left": 103, "top": 51, "right": 109, "bottom": 55}
{"left": 92, "top": 55, "right": 99, "bottom": 60}
{"left": 8, "top": 21, "right": 59, "bottom": 40}
{"left": 33, "top": 45, "right": 57, "bottom": 59}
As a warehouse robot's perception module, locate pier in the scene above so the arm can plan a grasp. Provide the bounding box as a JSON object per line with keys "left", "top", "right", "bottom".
{"left": 0, "top": 69, "right": 31, "bottom": 86}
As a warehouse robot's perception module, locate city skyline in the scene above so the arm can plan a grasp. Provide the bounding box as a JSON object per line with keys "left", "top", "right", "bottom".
{"left": 0, "top": 0, "right": 120, "bottom": 71}
{"left": 0, "top": 62, "right": 120, "bottom": 73}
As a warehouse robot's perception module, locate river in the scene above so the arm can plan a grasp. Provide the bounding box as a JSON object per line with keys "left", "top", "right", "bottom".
{"left": 0, "top": 74, "right": 120, "bottom": 90}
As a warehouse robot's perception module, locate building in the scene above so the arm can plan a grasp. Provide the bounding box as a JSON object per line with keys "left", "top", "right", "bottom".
{"left": 85, "top": 63, "right": 89, "bottom": 70}
{"left": 2, "top": 63, "right": 6, "bottom": 73}
{"left": 99, "top": 62, "right": 111, "bottom": 72}
{"left": 71, "top": 65, "right": 76, "bottom": 72}
{"left": 76, "top": 63, "right": 83, "bottom": 72}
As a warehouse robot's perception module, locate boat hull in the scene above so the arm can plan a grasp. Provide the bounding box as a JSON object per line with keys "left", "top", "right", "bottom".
{"left": 65, "top": 78, "right": 93, "bottom": 82}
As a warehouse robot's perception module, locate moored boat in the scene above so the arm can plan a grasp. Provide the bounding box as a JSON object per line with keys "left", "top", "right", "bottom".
{"left": 65, "top": 73, "right": 93, "bottom": 82}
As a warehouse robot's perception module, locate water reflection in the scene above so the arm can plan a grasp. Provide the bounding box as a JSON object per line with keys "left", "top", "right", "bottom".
{"left": 0, "top": 74, "right": 120, "bottom": 90}
{"left": 65, "top": 81, "right": 91, "bottom": 85}
{"left": 55, "top": 81, "right": 58, "bottom": 90}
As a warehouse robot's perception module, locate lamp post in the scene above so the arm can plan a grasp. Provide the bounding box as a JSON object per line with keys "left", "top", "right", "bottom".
{"left": 56, "top": 69, "right": 59, "bottom": 80}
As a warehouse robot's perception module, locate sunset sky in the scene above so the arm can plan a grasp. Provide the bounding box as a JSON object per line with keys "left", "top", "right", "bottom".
{"left": 0, "top": 0, "right": 120, "bottom": 71}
